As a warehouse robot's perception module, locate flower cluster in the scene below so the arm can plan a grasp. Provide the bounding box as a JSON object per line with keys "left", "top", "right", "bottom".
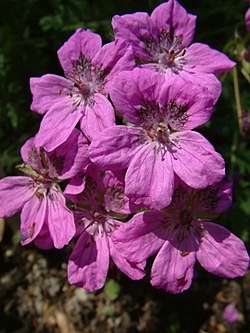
{"left": 0, "top": 0, "right": 249, "bottom": 294}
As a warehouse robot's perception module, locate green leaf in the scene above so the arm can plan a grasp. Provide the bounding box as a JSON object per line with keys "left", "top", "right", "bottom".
{"left": 104, "top": 279, "right": 121, "bottom": 301}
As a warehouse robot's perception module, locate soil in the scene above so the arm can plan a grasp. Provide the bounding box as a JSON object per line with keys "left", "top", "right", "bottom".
{"left": 1, "top": 219, "right": 250, "bottom": 333}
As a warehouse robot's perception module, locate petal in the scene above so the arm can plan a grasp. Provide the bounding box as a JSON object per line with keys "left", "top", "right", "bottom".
{"left": 179, "top": 72, "right": 222, "bottom": 105}
{"left": 34, "top": 100, "right": 82, "bottom": 152}
{"left": 46, "top": 128, "right": 89, "bottom": 179}
{"left": 159, "top": 76, "right": 214, "bottom": 130}
{"left": 151, "top": 0, "right": 196, "bottom": 46}
{"left": 0, "top": 176, "right": 34, "bottom": 218}
{"left": 109, "top": 238, "right": 146, "bottom": 280}
{"left": 92, "top": 40, "right": 135, "bottom": 88}
{"left": 33, "top": 220, "right": 54, "bottom": 249}
{"left": 80, "top": 93, "right": 115, "bottom": 141}
{"left": 172, "top": 131, "right": 225, "bottom": 189}
{"left": 125, "top": 143, "right": 174, "bottom": 209}
{"left": 20, "top": 195, "right": 47, "bottom": 245}
{"left": 64, "top": 174, "right": 86, "bottom": 201}
{"left": 103, "top": 169, "right": 141, "bottom": 214}
{"left": 89, "top": 125, "right": 144, "bottom": 170}
{"left": 30, "top": 74, "right": 71, "bottom": 114}
{"left": 112, "top": 211, "right": 168, "bottom": 263}
{"left": 112, "top": 12, "right": 157, "bottom": 61}
{"left": 246, "top": 8, "right": 250, "bottom": 32}
{"left": 20, "top": 137, "right": 44, "bottom": 172}
{"left": 197, "top": 222, "right": 249, "bottom": 278}
{"left": 191, "top": 179, "right": 232, "bottom": 215}
{"left": 68, "top": 232, "right": 110, "bottom": 292}
{"left": 57, "top": 29, "right": 102, "bottom": 75}
{"left": 47, "top": 189, "right": 75, "bottom": 248}
{"left": 109, "top": 68, "right": 164, "bottom": 125}
{"left": 186, "top": 43, "right": 236, "bottom": 75}
{"left": 150, "top": 240, "right": 196, "bottom": 294}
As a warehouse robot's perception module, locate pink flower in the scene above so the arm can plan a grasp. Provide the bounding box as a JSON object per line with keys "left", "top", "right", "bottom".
{"left": 223, "top": 303, "right": 238, "bottom": 323}
{"left": 90, "top": 68, "right": 225, "bottom": 209}
{"left": 112, "top": 0, "right": 235, "bottom": 98}
{"left": 30, "top": 29, "right": 135, "bottom": 151}
{"left": 112, "top": 179, "right": 249, "bottom": 294}
{"left": 0, "top": 129, "right": 89, "bottom": 249}
{"left": 66, "top": 164, "right": 145, "bottom": 292}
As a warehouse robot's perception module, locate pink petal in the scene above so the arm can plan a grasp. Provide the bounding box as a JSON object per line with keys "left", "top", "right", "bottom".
{"left": 246, "top": 8, "right": 250, "bottom": 32}
{"left": 34, "top": 99, "right": 82, "bottom": 152}
{"left": 109, "top": 239, "right": 146, "bottom": 280}
{"left": 159, "top": 76, "right": 214, "bottom": 130}
{"left": 0, "top": 176, "right": 34, "bottom": 218}
{"left": 20, "top": 195, "right": 47, "bottom": 245}
{"left": 112, "top": 12, "right": 157, "bottom": 61}
{"left": 30, "top": 74, "right": 71, "bottom": 115}
{"left": 197, "top": 222, "right": 249, "bottom": 278}
{"left": 46, "top": 128, "right": 89, "bottom": 179}
{"left": 150, "top": 240, "right": 196, "bottom": 294}
{"left": 125, "top": 143, "right": 174, "bottom": 209}
{"left": 112, "top": 211, "right": 168, "bottom": 263}
{"left": 109, "top": 68, "right": 164, "bottom": 125}
{"left": 68, "top": 232, "right": 110, "bottom": 292}
{"left": 172, "top": 131, "right": 225, "bottom": 189}
{"left": 57, "top": 29, "right": 102, "bottom": 75}
{"left": 186, "top": 43, "right": 236, "bottom": 75}
{"left": 151, "top": 0, "right": 197, "bottom": 47}
{"left": 33, "top": 220, "right": 54, "bottom": 249}
{"left": 47, "top": 188, "right": 75, "bottom": 248}
{"left": 89, "top": 125, "right": 144, "bottom": 170}
{"left": 80, "top": 93, "right": 115, "bottom": 141}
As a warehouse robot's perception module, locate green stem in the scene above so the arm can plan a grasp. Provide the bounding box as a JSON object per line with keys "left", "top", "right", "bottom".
{"left": 232, "top": 67, "right": 243, "bottom": 135}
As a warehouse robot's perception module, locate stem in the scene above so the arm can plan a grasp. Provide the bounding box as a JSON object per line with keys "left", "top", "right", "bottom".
{"left": 232, "top": 67, "right": 243, "bottom": 135}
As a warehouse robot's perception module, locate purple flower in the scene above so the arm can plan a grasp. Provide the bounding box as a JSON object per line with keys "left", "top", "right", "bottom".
{"left": 112, "top": 179, "right": 249, "bottom": 294}
{"left": 89, "top": 68, "right": 225, "bottom": 209}
{"left": 0, "top": 129, "right": 89, "bottom": 249}
{"left": 223, "top": 303, "right": 238, "bottom": 323}
{"left": 30, "top": 29, "right": 135, "bottom": 151}
{"left": 112, "top": 0, "right": 235, "bottom": 98}
{"left": 246, "top": 8, "right": 250, "bottom": 31}
{"left": 66, "top": 164, "right": 145, "bottom": 292}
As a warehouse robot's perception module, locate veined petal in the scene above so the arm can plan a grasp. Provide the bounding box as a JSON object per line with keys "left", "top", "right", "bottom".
{"left": 57, "top": 29, "right": 102, "bottom": 75}
{"left": 89, "top": 125, "right": 144, "bottom": 170}
{"left": 172, "top": 131, "right": 225, "bottom": 189}
{"left": 197, "top": 222, "right": 249, "bottom": 278}
{"left": 112, "top": 211, "right": 168, "bottom": 263}
{"left": 109, "top": 68, "right": 164, "bottom": 125}
{"left": 0, "top": 176, "right": 34, "bottom": 218}
{"left": 80, "top": 93, "right": 115, "bottom": 141}
{"left": 125, "top": 143, "right": 174, "bottom": 209}
{"left": 46, "top": 128, "right": 89, "bottom": 179}
{"left": 34, "top": 100, "right": 82, "bottom": 152}
{"left": 159, "top": 76, "right": 214, "bottom": 130}
{"left": 68, "top": 231, "right": 110, "bottom": 292}
{"left": 47, "top": 189, "right": 75, "bottom": 249}
{"left": 93, "top": 40, "right": 135, "bottom": 87}
{"left": 20, "top": 195, "right": 47, "bottom": 245}
{"left": 30, "top": 74, "right": 71, "bottom": 115}
{"left": 109, "top": 238, "right": 146, "bottom": 280}
{"left": 186, "top": 43, "right": 236, "bottom": 75}
{"left": 150, "top": 240, "right": 196, "bottom": 294}
{"left": 151, "top": 0, "right": 196, "bottom": 47}
{"left": 33, "top": 220, "right": 54, "bottom": 249}
{"left": 112, "top": 12, "right": 157, "bottom": 61}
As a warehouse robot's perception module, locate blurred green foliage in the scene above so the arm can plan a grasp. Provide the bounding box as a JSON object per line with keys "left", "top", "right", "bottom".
{"left": 0, "top": 0, "right": 249, "bottom": 243}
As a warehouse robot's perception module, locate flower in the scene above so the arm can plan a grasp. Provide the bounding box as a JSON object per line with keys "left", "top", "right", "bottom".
{"left": 112, "top": 0, "right": 235, "bottom": 98}
{"left": 90, "top": 68, "right": 225, "bottom": 209}
{"left": 30, "top": 29, "right": 135, "bottom": 151}
{"left": 66, "top": 164, "right": 145, "bottom": 292}
{"left": 223, "top": 303, "right": 239, "bottom": 323}
{"left": 112, "top": 179, "right": 249, "bottom": 293}
{"left": 0, "top": 129, "right": 89, "bottom": 248}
